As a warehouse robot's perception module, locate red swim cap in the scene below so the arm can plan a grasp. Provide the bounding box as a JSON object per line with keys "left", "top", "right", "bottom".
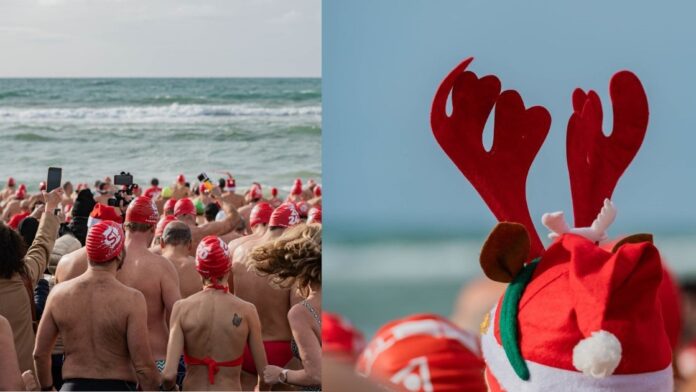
{"left": 269, "top": 202, "right": 301, "bottom": 228}
{"left": 198, "top": 183, "right": 208, "bottom": 195}
{"left": 125, "top": 196, "right": 159, "bottom": 225}
{"left": 89, "top": 203, "right": 123, "bottom": 228}
{"left": 7, "top": 177, "right": 15, "bottom": 187}
{"left": 295, "top": 201, "right": 310, "bottom": 218}
{"left": 177, "top": 174, "right": 186, "bottom": 184}
{"left": 291, "top": 178, "right": 303, "bottom": 195}
{"left": 18, "top": 183, "right": 26, "bottom": 191}
{"left": 195, "top": 236, "right": 231, "bottom": 278}
{"left": 15, "top": 188, "right": 26, "bottom": 200}
{"left": 307, "top": 207, "right": 322, "bottom": 224}
{"left": 271, "top": 187, "right": 278, "bottom": 197}
{"left": 163, "top": 198, "right": 177, "bottom": 214}
{"left": 155, "top": 215, "right": 178, "bottom": 237}
{"left": 356, "top": 314, "right": 487, "bottom": 392}
{"left": 250, "top": 202, "right": 273, "bottom": 228}
{"left": 249, "top": 184, "right": 262, "bottom": 201}
{"left": 227, "top": 178, "right": 236, "bottom": 190}
{"left": 323, "top": 312, "right": 365, "bottom": 361}
{"left": 39, "top": 182, "right": 46, "bottom": 191}
{"left": 174, "top": 198, "right": 196, "bottom": 217}
{"left": 314, "top": 185, "right": 322, "bottom": 197}
{"left": 86, "top": 220, "right": 125, "bottom": 263}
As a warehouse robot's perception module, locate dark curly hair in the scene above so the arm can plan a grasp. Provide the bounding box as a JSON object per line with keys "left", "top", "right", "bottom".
{"left": 0, "top": 223, "right": 28, "bottom": 279}
{"left": 251, "top": 223, "right": 321, "bottom": 296}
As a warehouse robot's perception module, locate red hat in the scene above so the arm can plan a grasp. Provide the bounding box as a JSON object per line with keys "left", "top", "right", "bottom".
{"left": 198, "top": 183, "right": 208, "bottom": 195}
{"left": 226, "top": 177, "right": 236, "bottom": 190}
{"left": 323, "top": 312, "right": 365, "bottom": 361}
{"left": 291, "top": 178, "right": 303, "bottom": 195}
{"left": 195, "top": 236, "right": 231, "bottom": 278}
{"left": 174, "top": 198, "right": 196, "bottom": 217}
{"left": 14, "top": 188, "right": 26, "bottom": 200}
{"left": 357, "top": 314, "right": 487, "bottom": 392}
{"left": 163, "top": 198, "right": 177, "bottom": 214}
{"left": 314, "top": 185, "right": 322, "bottom": 197}
{"left": 7, "top": 177, "right": 15, "bottom": 187}
{"left": 269, "top": 203, "right": 301, "bottom": 228}
{"left": 125, "top": 196, "right": 159, "bottom": 225}
{"left": 295, "top": 201, "right": 310, "bottom": 218}
{"left": 271, "top": 187, "right": 278, "bottom": 197}
{"left": 155, "top": 215, "right": 178, "bottom": 237}
{"left": 177, "top": 174, "right": 186, "bottom": 184}
{"left": 249, "top": 184, "right": 262, "bottom": 201}
{"left": 88, "top": 203, "right": 123, "bottom": 227}
{"left": 39, "top": 181, "right": 46, "bottom": 191}
{"left": 86, "top": 220, "right": 125, "bottom": 263}
{"left": 250, "top": 202, "right": 273, "bottom": 228}
{"left": 307, "top": 207, "right": 322, "bottom": 224}
{"left": 18, "top": 183, "right": 26, "bottom": 191}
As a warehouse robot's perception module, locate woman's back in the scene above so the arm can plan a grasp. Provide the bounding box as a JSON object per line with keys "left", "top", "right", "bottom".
{"left": 179, "top": 289, "right": 254, "bottom": 391}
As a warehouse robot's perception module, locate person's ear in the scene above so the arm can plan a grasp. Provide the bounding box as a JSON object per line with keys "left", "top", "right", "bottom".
{"left": 480, "top": 222, "right": 530, "bottom": 283}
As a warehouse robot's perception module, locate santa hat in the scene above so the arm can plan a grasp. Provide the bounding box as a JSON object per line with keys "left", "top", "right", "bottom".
{"left": 323, "top": 312, "right": 365, "bottom": 361}
{"left": 356, "top": 314, "right": 487, "bottom": 392}
{"left": 39, "top": 181, "right": 46, "bottom": 191}
{"left": 226, "top": 177, "right": 236, "bottom": 191}
{"left": 177, "top": 174, "right": 186, "bottom": 184}
{"left": 430, "top": 58, "right": 673, "bottom": 391}
{"left": 88, "top": 203, "right": 123, "bottom": 228}
{"left": 249, "top": 184, "right": 263, "bottom": 201}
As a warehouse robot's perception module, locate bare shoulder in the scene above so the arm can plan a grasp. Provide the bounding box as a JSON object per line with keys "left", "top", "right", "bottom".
{"left": 288, "top": 302, "right": 313, "bottom": 325}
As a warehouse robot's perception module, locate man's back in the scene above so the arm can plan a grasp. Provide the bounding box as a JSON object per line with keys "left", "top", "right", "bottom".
{"left": 51, "top": 274, "right": 142, "bottom": 381}
{"left": 117, "top": 246, "right": 180, "bottom": 359}
{"left": 164, "top": 252, "right": 200, "bottom": 299}
{"left": 233, "top": 237, "right": 292, "bottom": 341}
{"left": 54, "top": 247, "right": 88, "bottom": 284}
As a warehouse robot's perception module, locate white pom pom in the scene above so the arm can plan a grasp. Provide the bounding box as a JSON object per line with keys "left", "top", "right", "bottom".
{"left": 572, "top": 330, "right": 622, "bottom": 378}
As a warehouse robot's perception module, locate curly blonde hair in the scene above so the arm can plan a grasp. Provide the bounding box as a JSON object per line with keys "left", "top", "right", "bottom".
{"left": 251, "top": 223, "right": 321, "bottom": 296}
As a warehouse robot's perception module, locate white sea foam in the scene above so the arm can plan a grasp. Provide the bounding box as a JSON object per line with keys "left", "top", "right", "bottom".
{"left": 0, "top": 104, "right": 322, "bottom": 122}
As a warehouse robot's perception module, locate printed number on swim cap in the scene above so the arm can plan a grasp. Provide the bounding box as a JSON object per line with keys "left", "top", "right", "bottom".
{"left": 390, "top": 356, "right": 433, "bottom": 392}
{"left": 289, "top": 208, "right": 300, "bottom": 225}
{"left": 197, "top": 248, "right": 209, "bottom": 260}
{"left": 102, "top": 226, "right": 121, "bottom": 248}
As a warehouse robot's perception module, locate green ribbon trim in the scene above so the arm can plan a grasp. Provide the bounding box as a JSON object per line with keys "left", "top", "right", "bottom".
{"left": 499, "top": 257, "right": 540, "bottom": 381}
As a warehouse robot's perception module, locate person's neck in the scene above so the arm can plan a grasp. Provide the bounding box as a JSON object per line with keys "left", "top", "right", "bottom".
{"left": 252, "top": 225, "right": 267, "bottom": 236}
{"left": 162, "top": 245, "right": 188, "bottom": 259}
{"left": 307, "top": 284, "right": 321, "bottom": 299}
{"left": 126, "top": 232, "right": 150, "bottom": 249}
{"left": 86, "top": 265, "right": 117, "bottom": 278}
{"left": 261, "top": 228, "right": 284, "bottom": 240}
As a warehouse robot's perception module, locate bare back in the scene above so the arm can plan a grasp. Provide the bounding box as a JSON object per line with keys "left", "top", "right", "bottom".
{"left": 117, "top": 246, "right": 180, "bottom": 359}
{"left": 163, "top": 251, "right": 201, "bottom": 299}
{"left": 233, "top": 237, "right": 292, "bottom": 341}
{"left": 55, "top": 247, "right": 88, "bottom": 284}
{"left": 178, "top": 290, "right": 256, "bottom": 390}
{"left": 51, "top": 275, "right": 142, "bottom": 381}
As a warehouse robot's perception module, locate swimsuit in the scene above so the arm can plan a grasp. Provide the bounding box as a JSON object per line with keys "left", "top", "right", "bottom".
{"left": 60, "top": 378, "right": 137, "bottom": 391}
{"left": 241, "top": 340, "right": 294, "bottom": 375}
{"left": 291, "top": 300, "right": 322, "bottom": 391}
{"left": 183, "top": 284, "right": 244, "bottom": 385}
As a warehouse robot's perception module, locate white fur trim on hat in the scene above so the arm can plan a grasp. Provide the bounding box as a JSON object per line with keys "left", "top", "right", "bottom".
{"left": 481, "top": 305, "right": 673, "bottom": 391}
{"left": 572, "top": 330, "right": 622, "bottom": 378}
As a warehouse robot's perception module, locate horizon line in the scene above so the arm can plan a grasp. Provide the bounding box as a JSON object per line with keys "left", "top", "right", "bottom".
{"left": 0, "top": 75, "right": 322, "bottom": 79}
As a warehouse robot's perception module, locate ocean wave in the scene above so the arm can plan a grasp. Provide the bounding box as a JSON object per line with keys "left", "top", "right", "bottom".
{"left": 0, "top": 104, "right": 322, "bottom": 122}
{"left": 11, "top": 132, "right": 56, "bottom": 142}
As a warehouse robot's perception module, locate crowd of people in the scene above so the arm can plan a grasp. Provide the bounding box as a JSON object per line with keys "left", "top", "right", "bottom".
{"left": 0, "top": 173, "right": 322, "bottom": 391}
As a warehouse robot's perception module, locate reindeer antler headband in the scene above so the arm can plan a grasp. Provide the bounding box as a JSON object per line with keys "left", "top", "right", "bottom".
{"left": 431, "top": 57, "right": 649, "bottom": 257}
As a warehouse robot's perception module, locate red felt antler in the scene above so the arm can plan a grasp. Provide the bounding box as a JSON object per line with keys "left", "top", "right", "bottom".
{"left": 431, "top": 57, "right": 551, "bottom": 258}
{"left": 567, "top": 71, "right": 648, "bottom": 227}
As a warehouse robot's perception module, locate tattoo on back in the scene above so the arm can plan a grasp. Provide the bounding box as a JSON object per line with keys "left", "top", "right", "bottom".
{"left": 233, "top": 313, "right": 242, "bottom": 327}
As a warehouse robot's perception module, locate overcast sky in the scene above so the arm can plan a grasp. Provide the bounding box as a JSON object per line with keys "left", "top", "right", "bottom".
{"left": 0, "top": 0, "right": 320, "bottom": 77}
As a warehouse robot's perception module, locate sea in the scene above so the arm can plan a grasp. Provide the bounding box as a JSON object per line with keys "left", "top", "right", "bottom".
{"left": 325, "top": 232, "right": 696, "bottom": 340}
{"left": 0, "top": 78, "right": 321, "bottom": 192}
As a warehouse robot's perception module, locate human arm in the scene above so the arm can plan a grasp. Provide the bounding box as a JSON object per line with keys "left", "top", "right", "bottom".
{"left": 127, "top": 291, "right": 160, "bottom": 391}
{"left": 33, "top": 292, "right": 59, "bottom": 390}
{"left": 247, "top": 305, "right": 271, "bottom": 391}
{"left": 24, "top": 189, "right": 63, "bottom": 283}
{"left": 264, "top": 306, "right": 322, "bottom": 386}
{"left": 0, "top": 316, "right": 24, "bottom": 390}
{"left": 161, "top": 301, "right": 184, "bottom": 391}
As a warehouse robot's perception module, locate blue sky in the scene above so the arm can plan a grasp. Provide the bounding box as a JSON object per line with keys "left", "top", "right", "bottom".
{"left": 0, "top": 0, "right": 320, "bottom": 77}
{"left": 324, "top": 0, "right": 696, "bottom": 239}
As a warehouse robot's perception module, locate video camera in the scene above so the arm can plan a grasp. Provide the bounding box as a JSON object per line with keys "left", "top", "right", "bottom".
{"left": 107, "top": 172, "right": 136, "bottom": 208}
